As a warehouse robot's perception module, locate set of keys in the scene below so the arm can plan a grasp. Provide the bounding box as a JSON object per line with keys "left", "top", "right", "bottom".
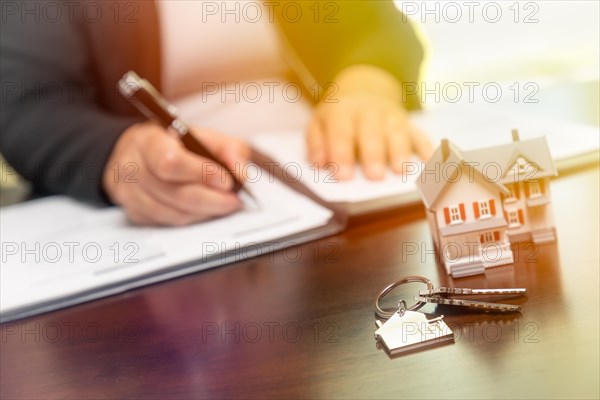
{"left": 374, "top": 276, "right": 527, "bottom": 356}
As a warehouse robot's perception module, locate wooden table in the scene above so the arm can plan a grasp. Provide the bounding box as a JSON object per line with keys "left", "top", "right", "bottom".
{"left": 1, "top": 167, "right": 598, "bottom": 399}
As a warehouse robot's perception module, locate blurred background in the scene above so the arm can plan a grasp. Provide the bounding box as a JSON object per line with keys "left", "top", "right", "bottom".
{"left": 2, "top": 0, "right": 598, "bottom": 205}
{"left": 398, "top": 0, "right": 599, "bottom": 124}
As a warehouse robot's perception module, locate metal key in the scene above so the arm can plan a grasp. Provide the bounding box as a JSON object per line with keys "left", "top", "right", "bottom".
{"left": 417, "top": 286, "right": 527, "bottom": 312}
{"left": 415, "top": 296, "right": 522, "bottom": 312}
{"left": 420, "top": 287, "right": 527, "bottom": 296}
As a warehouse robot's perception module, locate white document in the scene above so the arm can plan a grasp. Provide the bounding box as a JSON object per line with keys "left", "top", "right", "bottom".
{"left": 252, "top": 132, "right": 424, "bottom": 204}
{"left": 0, "top": 165, "right": 333, "bottom": 317}
{"left": 251, "top": 104, "right": 599, "bottom": 205}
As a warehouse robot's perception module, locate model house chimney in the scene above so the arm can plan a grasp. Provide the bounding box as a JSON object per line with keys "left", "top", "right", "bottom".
{"left": 512, "top": 129, "right": 520, "bottom": 142}
{"left": 441, "top": 138, "right": 449, "bottom": 161}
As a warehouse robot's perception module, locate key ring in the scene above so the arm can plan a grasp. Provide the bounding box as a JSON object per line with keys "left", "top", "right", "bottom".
{"left": 374, "top": 276, "right": 434, "bottom": 319}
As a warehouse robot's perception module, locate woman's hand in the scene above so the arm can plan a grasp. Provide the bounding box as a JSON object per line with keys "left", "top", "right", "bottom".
{"left": 307, "top": 64, "right": 433, "bottom": 180}
{"left": 103, "top": 122, "right": 250, "bottom": 226}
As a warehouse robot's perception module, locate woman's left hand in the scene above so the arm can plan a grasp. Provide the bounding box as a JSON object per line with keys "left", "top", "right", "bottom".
{"left": 307, "top": 65, "right": 433, "bottom": 180}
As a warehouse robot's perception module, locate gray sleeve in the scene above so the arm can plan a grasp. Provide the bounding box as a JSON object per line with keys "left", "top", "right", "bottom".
{"left": 0, "top": 2, "right": 140, "bottom": 204}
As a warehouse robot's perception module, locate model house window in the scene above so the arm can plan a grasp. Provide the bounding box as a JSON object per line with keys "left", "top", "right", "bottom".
{"left": 479, "top": 201, "right": 490, "bottom": 217}
{"left": 480, "top": 231, "right": 501, "bottom": 243}
{"left": 508, "top": 211, "right": 520, "bottom": 226}
{"left": 507, "top": 209, "right": 525, "bottom": 225}
{"left": 481, "top": 231, "right": 495, "bottom": 243}
{"left": 473, "top": 199, "right": 496, "bottom": 219}
{"left": 529, "top": 181, "right": 542, "bottom": 197}
{"left": 450, "top": 206, "right": 461, "bottom": 222}
{"left": 444, "top": 204, "right": 466, "bottom": 225}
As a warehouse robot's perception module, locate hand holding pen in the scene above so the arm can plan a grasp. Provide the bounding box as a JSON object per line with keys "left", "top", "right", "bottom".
{"left": 101, "top": 72, "right": 251, "bottom": 226}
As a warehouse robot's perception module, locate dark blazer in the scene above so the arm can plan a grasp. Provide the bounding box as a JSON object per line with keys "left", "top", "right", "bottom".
{"left": 1, "top": 0, "right": 423, "bottom": 204}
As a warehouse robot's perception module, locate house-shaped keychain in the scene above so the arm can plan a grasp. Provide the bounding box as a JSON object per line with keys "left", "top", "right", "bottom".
{"left": 416, "top": 130, "right": 557, "bottom": 278}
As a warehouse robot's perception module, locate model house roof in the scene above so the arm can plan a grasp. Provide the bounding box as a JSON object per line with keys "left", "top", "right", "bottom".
{"left": 416, "top": 139, "right": 509, "bottom": 209}
{"left": 462, "top": 134, "right": 557, "bottom": 184}
{"left": 416, "top": 131, "right": 557, "bottom": 210}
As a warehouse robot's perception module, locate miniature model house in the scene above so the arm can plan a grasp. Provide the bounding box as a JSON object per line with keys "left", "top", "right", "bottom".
{"left": 416, "top": 130, "right": 557, "bottom": 278}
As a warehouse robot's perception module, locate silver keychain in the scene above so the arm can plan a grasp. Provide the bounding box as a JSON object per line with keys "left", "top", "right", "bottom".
{"left": 374, "top": 276, "right": 527, "bottom": 356}
{"left": 374, "top": 276, "right": 454, "bottom": 355}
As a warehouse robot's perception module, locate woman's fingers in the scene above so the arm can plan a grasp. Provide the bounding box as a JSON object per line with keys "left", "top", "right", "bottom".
{"left": 385, "top": 112, "right": 413, "bottom": 174}
{"left": 321, "top": 105, "right": 356, "bottom": 180}
{"left": 139, "top": 169, "right": 242, "bottom": 217}
{"left": 103, "top": 122, "right": 247, "bottom": 227}
{"left": 357, "top": 111, "right": 386, "bottom": 180}
{"left": 408, "top": 124, "right": 434, "bottom": 161}
{"left": 307, "top": 117, "right": 326, "bottom": 167}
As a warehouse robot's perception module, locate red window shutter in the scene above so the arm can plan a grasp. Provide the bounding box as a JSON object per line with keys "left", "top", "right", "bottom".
{"left": 515, "top": 184, "right": 521, "bottom": 199}
{"left": 539, "top": 179, "right": 545, "bottom": 195}
{"left": 494, "top": 231, "right": 500, "bottom": 241}
{"left": 524, "top": 182, "right": 530, "bottom": 198}
{"left": 480, "top": 234, "right": 484, "bottom": 243}
{"left": 473, "top": 202, "right": 480, "bottom": 219}
{"left": 459, "top": 204, "right": 466, "bottom": 220}
{"left": 518, "top": 209, "right": 524, "bottom": 224}
{"left": 444, "top": 207, "right": 450, "bottom": 224}
{"left": 489, "top": 199, "right": 496, "bottom": 216}
{"left": 504, "top": 211, "right": 509, "bottom": 223}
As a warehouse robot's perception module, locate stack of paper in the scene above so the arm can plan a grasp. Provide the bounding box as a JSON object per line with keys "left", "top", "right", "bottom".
{"left": 0, "top": 166, "right": 335, "bottom": 322}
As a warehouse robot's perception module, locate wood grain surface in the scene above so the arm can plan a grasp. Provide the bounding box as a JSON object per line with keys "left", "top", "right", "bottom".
{"left": 1, "top": 167, "right": 598, "bottom": 399}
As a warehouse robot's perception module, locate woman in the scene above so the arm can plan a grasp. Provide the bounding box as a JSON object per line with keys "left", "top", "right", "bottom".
{"left": 1, "top": 0, "right": 431, "bottom": 225}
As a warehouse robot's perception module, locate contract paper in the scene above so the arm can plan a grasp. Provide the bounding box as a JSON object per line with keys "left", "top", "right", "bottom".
{"left": 0, "top": 165, "right": 333, "bottom": 318}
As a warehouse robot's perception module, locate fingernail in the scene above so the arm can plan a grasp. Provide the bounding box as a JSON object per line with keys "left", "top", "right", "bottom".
{"left": 338, "top": 164, "right": 353, "bottom": 180}
{"left": 310, "top": 152, "right": 325, "bottom": 168}
{"left": 393, "top": 158, "right": 406, "bottom": 175}
{"left": 367, "top": 163, "right": 385, "bottom": 180}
